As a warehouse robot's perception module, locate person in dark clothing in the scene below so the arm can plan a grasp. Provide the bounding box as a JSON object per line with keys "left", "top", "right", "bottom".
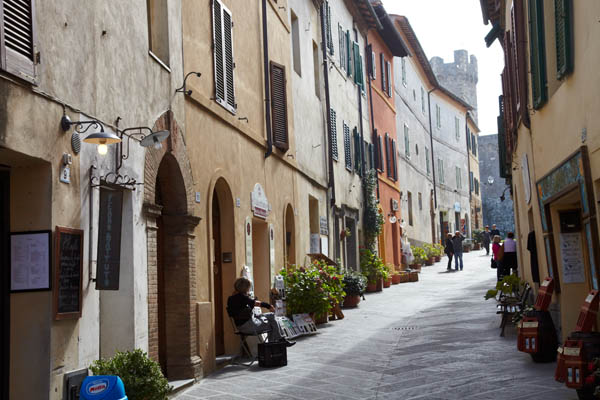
{"left": 444, "top": 233, "right": 454, "bottom": 271}
{"left": 490, "top": 224, "right": 501, "bottom": 239}
{"left": 527, "top": 231, "right": 540, "bottom": 284}
{"left": 482, "top": 226, "right": 491, "bottom": 255}
{"left": 227, "top": 277, "right": 294, "bottom": 346}
{"left": 452, "top": 231, "right": 464, "bottom": 271}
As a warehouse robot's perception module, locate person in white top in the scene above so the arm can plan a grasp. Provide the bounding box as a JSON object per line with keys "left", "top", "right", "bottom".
{"left": 502, "top": 232, "right": 518, "bottom": 276}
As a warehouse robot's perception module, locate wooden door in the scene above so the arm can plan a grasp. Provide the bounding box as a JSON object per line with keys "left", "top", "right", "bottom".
{"left": 212, "top": 196, "right": 224, "bottom": 355}
{"left": 157, "top": 217, "right": 167, "bottom": 375}
{"left": 1, "top": 170, "right": 10, "bottom": 400}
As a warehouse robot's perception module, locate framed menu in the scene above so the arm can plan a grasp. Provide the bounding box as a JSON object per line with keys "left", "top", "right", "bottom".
{"left": 53, "top": 226, "right": 84, "bottom": 320}
{"left": 10, "top": 230, "right": 51, "bottom": 292}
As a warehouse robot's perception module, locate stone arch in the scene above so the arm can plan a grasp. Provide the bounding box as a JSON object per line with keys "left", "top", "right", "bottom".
{"left": 143, "top": 110, "right": 201, "bottom": 380}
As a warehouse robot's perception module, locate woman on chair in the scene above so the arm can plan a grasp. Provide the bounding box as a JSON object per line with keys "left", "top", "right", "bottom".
{"left": 227, "top": 277, "right": 294, "bottom": 346}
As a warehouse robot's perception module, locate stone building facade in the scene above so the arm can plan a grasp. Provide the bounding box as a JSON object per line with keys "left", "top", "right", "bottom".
{"left": 478, "top": 134, "right": 515, "bottom": 236}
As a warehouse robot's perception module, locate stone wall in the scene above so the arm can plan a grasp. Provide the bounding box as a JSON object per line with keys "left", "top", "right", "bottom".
{"left": 478, "top": 134, "right": 515, "bottom": 236}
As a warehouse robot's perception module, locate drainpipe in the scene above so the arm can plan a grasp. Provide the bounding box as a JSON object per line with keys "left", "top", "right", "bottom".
{"left": 354, "top": 27, "right": 366, "bottom": 178}
{"left": 427, "top": 88, "right": 438, "bottom": 209}
{"left": 366, "top": 36, "right": 380, "bottom": 200}
{"left": 320, "top": 2, "right": 336, "bottom": 206}
{"left": 263, "top": 0, "right": 273, "bottom": 158}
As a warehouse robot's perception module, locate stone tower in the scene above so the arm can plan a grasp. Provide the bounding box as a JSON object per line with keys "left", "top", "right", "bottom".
{"left": 430, "top": 50, "right": 479, "bottom": 123}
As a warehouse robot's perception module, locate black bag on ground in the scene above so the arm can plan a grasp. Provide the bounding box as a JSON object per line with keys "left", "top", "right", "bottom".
{"left": 258, "top": 342, "right": 287, "bottom": 367}
{"left": 491, "top": 258, "right": 497, "bottom": 269}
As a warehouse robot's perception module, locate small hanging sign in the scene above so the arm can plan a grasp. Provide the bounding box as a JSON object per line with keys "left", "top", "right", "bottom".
{"left": 96, "top": 188, "right": 123, "bottom": 290}
{"left": 251, "top": 183, "right": 269, "bottom": 219}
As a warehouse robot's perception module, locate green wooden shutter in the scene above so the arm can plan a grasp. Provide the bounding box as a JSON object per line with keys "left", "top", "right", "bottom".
{"left": 368, "top": 143, "right": 374, "bottom": 171}
{"left": 528, "top": 0, "right": 547, "bottom": 109}
{"left": 377, "top": 132, "right": 383, "bottom": 172}
{"left": 330, "top": 108, "right": 338, "bottom": 161}
{"left": 346, "top": 31, "right": 352, "bottom": 77}
{"left": 555, "top": 0, "right": 572, "bottom": 79}
{"left": 353, "top": 41, "right": 360, "bottom": 84}
{"left": 343, "top": 123, "right": 352, "bottom": 170}
{"left": 354, "top": 128, "right": 361, "bottom": 174}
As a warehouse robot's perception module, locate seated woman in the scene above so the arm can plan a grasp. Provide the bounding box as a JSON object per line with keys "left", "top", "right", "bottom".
{"left": 227, "top": 277, "right": 294, "bottom": 346}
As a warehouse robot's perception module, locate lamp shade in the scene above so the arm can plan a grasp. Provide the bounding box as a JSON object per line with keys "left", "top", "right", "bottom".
{"left": 83, "top": 129, "right": 121, "bottom": 145}
{"left": 140, "top": 130, "right": 170, "bottom": 148}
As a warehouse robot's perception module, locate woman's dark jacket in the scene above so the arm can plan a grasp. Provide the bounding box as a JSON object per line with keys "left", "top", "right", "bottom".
{"left": 444, "top": 239, "right": 454, "bottom": 255}
{"left": 226, "top": 293, "right": 270, "bottom": 326}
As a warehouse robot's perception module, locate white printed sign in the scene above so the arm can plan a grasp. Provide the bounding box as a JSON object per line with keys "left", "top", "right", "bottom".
{"left": 560, "top": 233, "right": 585, "bottom": 284}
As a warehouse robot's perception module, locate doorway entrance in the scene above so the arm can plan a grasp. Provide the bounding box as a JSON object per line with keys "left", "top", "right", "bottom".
{"left": 212, "top": 195, "right": 224, "bottom": 355}
{"left": 252, "top": 219, "right": 269, "bottom": 302}
{"left": 1, "top": 170, "right": 9, "bottom": 400}
{"left": 285, "top": 205, "right": 295, "bottom": 265}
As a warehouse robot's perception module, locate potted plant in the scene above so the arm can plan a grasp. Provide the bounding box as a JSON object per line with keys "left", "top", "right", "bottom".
{"left": 434, "top": 243, "right": 444, "bottom": 262}
{"left": 410, "top": 245, "right": 427, "bottom": 270}
{"left": 423, "top": 244, "right": 435, "bottom": 266}
{"left": 360, "top": 249, "right": 385, "bottom": 292}
{"left": 382, "top": 264, "right": 392, "bottom": 288}
{"left": 90, "top": 349, "right": 172, "bottom": 400}
{"left": 342, "top": 272, "right": 366, "bottom": 308}
{"left": 391, "top": 263, "right": 402, "bottom": 284}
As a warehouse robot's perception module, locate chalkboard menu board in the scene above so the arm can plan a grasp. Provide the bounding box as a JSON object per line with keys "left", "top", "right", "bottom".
{"left": 53, "top": 226, "right": 83, "bottom": 320}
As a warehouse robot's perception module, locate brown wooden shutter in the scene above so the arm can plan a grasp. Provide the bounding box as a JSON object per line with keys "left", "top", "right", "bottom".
{"left": 385, "top": 133, "right": 391, "bottom": 178}
{"left": 391, "top": 139, "right": 397, "bottom": 181}
{"left": 555, "top": 0, "right": 572, "bottom": 79}
{"left": 270, "top": 61, "right": 288, "bottom": 152}
{"left": 376, "top": 132, "right": 383, "bottom": 172}
{"left": 380, "top": 53, "right": 386, "bottom": 92}
{"left": 1, "top": 0, "right": 36, "bottom": 83}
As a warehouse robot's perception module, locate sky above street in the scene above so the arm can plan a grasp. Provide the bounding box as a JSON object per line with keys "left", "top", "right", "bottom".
{"left": 382, "top": 0, "right": 504, "bottom": 135}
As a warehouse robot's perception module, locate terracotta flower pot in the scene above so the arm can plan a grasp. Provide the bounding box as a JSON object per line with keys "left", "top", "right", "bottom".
{"left": 410, "top": 263, "right": 422, "bottom": 271}
{"left": 375, "top": 277, "right": 383, "bottom": 291}
{"left": 313, "top": 313, "right": 328, "bottom": 325}
{"left": 409, "top": 271, "right": 419, "bottom": 282}
{"left": 383, "top": 277, "right": 391, "bottom": 288}
{"left": 391, "top": 274, "right": 401, "bottom": 284}
{"left": 473, "top": 243, "right": 481, "bottom": 250}
{"left": 366, "top": 281, "right": 378, "bottom": 292}
{"left": 425, "top": 257, "right": 434, "bottom": 266}
{"left": 343, "top": 294, "right": 361, "bottom": 308}
{"left": 435, "top": 256, "right": 441, "bottom": 262}
{"left": 399, "top": 272, "right": 409, "bottom": 283}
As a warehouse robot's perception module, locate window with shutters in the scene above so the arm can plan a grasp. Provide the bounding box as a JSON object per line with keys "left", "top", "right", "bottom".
{"left": 408, "top": 192, "right": 413, "bottom": 226}
{"left": 330, "top": 108, "right": 338, "bottom": 161}
{"left": 354, "top": 128, "right": 362, "bottom": 175}
{"left": 470, "top": 171, "right": 474, "bottom": 192}
{"left": 376, "top": 132, "right": 384, "bottom": 173}
{"left": 528, "top": 0, "right": 547, "bottom": 109}
{"left": 456, "top": 167, "right": 461, "bottom": 189}
{"left": 352, "top": 41, "right": 362, "bottom": 87}
{"left": 370, "top": 50, "right": 376, "bottom": 79}
{"left": 313, "top": 41, "right": 320, "bottom": 99}
{"left": 325, "top": 1, "right": 333, "bottom": 55}
{"left": 346, "top": 31, "right": 353, "bottom": 78}
{"left": 404, "top": 124, "right": 410, "bottom": 158}
{"left": 147, "top": 0, "right": 170, "bottom": 68}
{"left": 270, "top": 62, "right": 289, "bottom": 152}
{"left": 368, "top": 142, "right": 374, "bottom": 171}
{"left": 1, "top": 0, "right": 36, "bottom": 82}
{"left": 380, "top": 53, "right": 386, "bottom": 92}
{"left": 291, "top": 11, "right": 301, "bottom": 76}
{"left": 338, "top": 24, "right": 345, "bottom": 71}
{"left": 471, "top": 134, "right": 477, "bottom": 156}
{"left": 385, "top": 61, "right": 392, "bottom": 97}
{"left": 385, "top": 133, "right": 392, "bottom": 178}
{"left": 343, "top": 123, "right": 352, "bottom": 171}
{"left": 401, "top": 57, "right": 407, "bottom": 86}
{"left": 418, "top": 192, "right": 422, "bottom": 211}
{"left": 391, "top": 139, "right": 397, "bottom": 181}
{"left": 425, "top": 147, "right": 430, "bottom": 175}
{"left": 454, "top": 117, "right": 460, "bottom": 140}
{"left": 212, "top": 0, "right": 236, "bottom": 114}
{"left": 512, "top": 1, "right": 529, "bottom": 126}
{"left": 555, "top": 0, "right": 573, "bottom": 79}
{"left": 475, "top": 178, "right": 480, "bottom": 195}
{"left": 438, "top": 158, "right": 444, "bottom": 184}
{"left": 421, "top": 87, "right": 426, "bottom": 114}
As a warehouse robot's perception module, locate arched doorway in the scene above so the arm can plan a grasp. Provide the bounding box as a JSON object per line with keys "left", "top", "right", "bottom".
{"left": 285, "top": 205, "right": 295, "bottom": 266}
{"left": 144, "top": 111, "right": 201, "bottom": 380}
{"left": 211, "top": 178, "right": 235, "bottom": 356}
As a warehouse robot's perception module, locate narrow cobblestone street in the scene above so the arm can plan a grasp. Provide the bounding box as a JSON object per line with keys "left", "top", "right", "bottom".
{"left": 176, "top": 251, "right": 574, "bottom": 400}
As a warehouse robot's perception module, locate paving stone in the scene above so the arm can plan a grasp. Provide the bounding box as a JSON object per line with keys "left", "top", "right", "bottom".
{"left": 174, "top": 251, "right": 576, "bottom": 400}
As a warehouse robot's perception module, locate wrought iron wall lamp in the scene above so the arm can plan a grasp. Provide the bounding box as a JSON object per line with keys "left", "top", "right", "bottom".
{"left": 175, "top": 72, "right": 201, "bottom": 96}
{"left": 61, "top": 114, "right": 121, "bottom": 155}
{"left": 116, "top": 125, "right": 170, "bottom": 171}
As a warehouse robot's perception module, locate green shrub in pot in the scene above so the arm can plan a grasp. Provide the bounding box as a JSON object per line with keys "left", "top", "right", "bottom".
{"left": 342, "top": 272, "right": 367, "bottom": 297}
{"left": 411, "top": 246, "right": 427, "bottom": 265}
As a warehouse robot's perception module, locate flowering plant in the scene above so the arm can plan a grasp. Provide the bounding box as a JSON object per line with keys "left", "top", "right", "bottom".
{"left": 360, "top": 248, "right": 386, "bottom": 284}
{"left": 411, "top": 246, "right": 427, "bottom": 265}
{"left": 342, "top": 273, "right": 367, "bottom": 296}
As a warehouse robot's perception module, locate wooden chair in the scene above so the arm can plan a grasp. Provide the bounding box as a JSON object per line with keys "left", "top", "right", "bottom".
{"left": 226, "top": 308, "right": 267, "bottom": 366}
{"left": 497, "top": 283, "right": 531, "bottom": 337}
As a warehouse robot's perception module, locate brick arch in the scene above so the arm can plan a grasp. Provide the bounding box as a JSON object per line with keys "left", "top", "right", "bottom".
{"left": 144, "top": 110, "right": 195, "bottom": 214}
{"left": 143, "top": 110, "right": 201, "bottom": 380}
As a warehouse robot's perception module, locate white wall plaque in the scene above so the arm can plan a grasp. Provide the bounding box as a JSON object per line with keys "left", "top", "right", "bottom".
{"left": 560, "top": 232, "right": 585, "bottom": 284}
{"left": 11, "top": 231, "right": 51, "bottom": 291}
{"left": 251, "top": 183, "right": 269, "bottom": 219}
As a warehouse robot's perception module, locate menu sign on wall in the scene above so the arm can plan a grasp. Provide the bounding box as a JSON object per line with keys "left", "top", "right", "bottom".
{"left": 54, "top": 227, "right": 83, "bottom": 319}
{"left": 560, "top": 232, "right": 585, "bottom": 284}
{"left": 96, "top": 188, "right": 123, "bottom": 290}
{"left": 10, "top": 231, "right": 51, "bottom": 292}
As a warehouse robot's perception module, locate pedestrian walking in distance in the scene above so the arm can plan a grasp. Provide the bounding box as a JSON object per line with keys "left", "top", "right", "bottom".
{"left": 482, "top": 226, "right": 491, "bottom": 255}
{"left": 444, "top": 233, "right": 454, "bottom": 271}
{"left": 492, "top": 235, "right": 505, "bottom": 281}
{"left": 452, "top": 231, "right": 465, "bottom": 271}
{"left": 490, "top": 224, "right": 501, "bottom": 239}
{"left": 502, "top": 232, "right": 518, "bottom": 276}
